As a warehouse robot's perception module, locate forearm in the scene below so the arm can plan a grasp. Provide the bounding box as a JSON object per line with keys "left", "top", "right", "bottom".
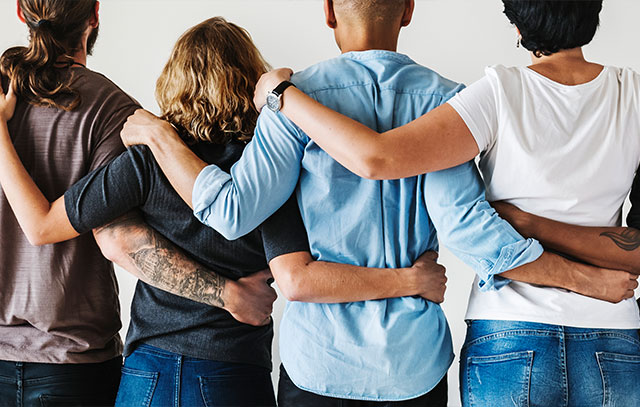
{"left": 501, "top": 251, "right": 637, "bottom": 303}
{"left": 501, "top": 252, "right": 585, "bottom": 290}
{"left": 143, "top": 124, "right": 207, "bottom": 209}
{"left": 511, "top": 211, "right": 640, "bottom": 274}
{"left": 270, "top": 253, "right": 418, "bottom": 303}
{"left": 279, "top": 87, "right": 390, "bottom": 179}
{"left": 278, "top": 89, "right": 478, "bottom": 179}
{"left": 0, "top": 120, "right": 77, "bottom": 244}
{"left": 93, "top": 213, "right": 228, "bottom": 307}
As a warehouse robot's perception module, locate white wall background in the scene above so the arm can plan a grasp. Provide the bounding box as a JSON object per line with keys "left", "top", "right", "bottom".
{"left": 2, "top": 1, "right": 640, "bottom": 406}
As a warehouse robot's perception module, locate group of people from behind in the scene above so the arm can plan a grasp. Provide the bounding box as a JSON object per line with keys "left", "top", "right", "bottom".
{"left": 0, "top": 0, "right": 638, "bottom": 406}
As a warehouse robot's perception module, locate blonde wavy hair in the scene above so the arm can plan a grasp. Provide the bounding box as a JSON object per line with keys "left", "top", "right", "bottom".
{"left": 156, "top": 17, "right": 269, "bottom": 144}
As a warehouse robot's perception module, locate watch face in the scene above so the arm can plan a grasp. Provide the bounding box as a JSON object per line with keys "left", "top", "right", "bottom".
{"left": 266, "top": 93, "right": 281, "bottom": 112}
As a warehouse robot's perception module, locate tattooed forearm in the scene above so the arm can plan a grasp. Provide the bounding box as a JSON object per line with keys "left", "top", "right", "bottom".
{"left": 601, "top": 228, "right": 640, "bottom": 251}
{"left": 128, "top": 238, "right": 226, "bottom": 307}
{"left": 93, "top": 213, "right": 228, "bottom": 308}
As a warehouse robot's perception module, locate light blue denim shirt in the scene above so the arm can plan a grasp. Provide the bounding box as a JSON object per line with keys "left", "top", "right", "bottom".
{"left": 192, "top": 51, "right": 543, "bottom": 401}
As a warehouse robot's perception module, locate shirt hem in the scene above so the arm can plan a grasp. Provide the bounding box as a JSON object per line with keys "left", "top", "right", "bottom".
{"left": 464, "top": 312, "right": 640, "bottom": 330}
{"left": 281, "top": 353, "right": 453, "bottom": 402}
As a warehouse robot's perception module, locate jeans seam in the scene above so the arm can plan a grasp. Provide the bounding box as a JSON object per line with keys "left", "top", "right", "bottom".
{"left": 524, "top": 351, "right": 533, "bottom": 407}
{"left": 560, "top": 329, "right": 568, "bottom": 407}
{"left": 463, "top": 329, "right": 561, "bottom": 349}
{"left": 175, "top": 356, "right": 182, "bottom": 407}
{"left": 16, "top": 362, "right": 22, "bottom": 407}
{"left": 595, "top": 353, "right": 608, "bottom": 407}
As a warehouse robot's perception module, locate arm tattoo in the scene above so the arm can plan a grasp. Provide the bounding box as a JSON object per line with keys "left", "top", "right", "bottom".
{"left": 601, "top": 228, "right": 640, "bottom": 252}
{"left": 95, "top": 213, "right": 227, "bottom": 308}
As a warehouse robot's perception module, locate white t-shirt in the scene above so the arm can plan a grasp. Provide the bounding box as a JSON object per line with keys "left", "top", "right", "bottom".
{"left": 448, "top": 65, "right": 640, "bottom": 329}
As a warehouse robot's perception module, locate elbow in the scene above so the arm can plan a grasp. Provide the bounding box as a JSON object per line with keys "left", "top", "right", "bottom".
{"left": 353, "top": 155, "right": 389, "bottom": 180}
{"left": 93, "top": 231, "right": 128, "bottom": 264}
{"left": 195, "top": 210, "right": 246, "bottom": 241}
{"left": 274, "top": 269, "right": 306, "bottom": 302}
{"left": 25, "top": 230, "right": 55, "bottom": 247}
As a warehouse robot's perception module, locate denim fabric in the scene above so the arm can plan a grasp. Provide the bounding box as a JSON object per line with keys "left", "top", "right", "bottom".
{"left": 0, "top": 356, "right": 121, "bottom": 407}
{"left": 277, "top": 365, "right": 447, "bottom": 407}
{"left": 460, "top": 320, "right": 640, "bottom": 407}
{"left": 192, "top": 49, "right": 543, "bottom": 400}
{"left": 115, "top": 344, "right": 275, "bottom": 407}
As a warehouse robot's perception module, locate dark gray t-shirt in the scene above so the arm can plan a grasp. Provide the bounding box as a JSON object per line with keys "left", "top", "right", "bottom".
{"left": 0, "top": 68, "right": 138, "bottom": 364}
{"left": 64, "top": 141, "right": 309, "bottom": 369}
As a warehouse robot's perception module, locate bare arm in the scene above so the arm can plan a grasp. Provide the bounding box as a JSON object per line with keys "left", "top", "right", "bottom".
{"left": 0, "top": 86, "right": 77, "bottom": 245}
{"left": 501, "top": 251, "right": 638, "bottom": 303}
{"left": 493, "top": 201, "right": 640, "bottom": 275}
{"left": 93, "top": 212, "right": 277, "bottom": 326}
{"left": 253, "top": 69, "right": 479, "bottom": 180}
{"left": 269, "top": 251, "right": 447, "bottom": 304}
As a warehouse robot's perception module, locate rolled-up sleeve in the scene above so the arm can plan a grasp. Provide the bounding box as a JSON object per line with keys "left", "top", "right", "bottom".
{"left": 425, "top": 161, "right": 544, "bottom": 290}
{"left": 192, "top": 109, "right": 307, "bottom": 240}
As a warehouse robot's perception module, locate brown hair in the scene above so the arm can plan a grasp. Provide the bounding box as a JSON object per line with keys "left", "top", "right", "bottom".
{"left": 155, "top": 17, "right": 269, "bottom": 144}
{"left": 0, "top": 0, "right": 97, "bottom": 111}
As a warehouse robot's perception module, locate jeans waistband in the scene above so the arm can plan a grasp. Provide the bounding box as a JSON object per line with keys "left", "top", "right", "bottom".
{"left": 0, "top": 356, "right": 122, "bottom": 380}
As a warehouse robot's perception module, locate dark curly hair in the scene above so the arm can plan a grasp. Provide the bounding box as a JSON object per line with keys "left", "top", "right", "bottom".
{"left": 502, "top": 0, "right": 603, "bottom": 57}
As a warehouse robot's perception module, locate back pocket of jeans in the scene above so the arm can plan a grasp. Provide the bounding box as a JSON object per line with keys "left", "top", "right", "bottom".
{"left": 597, "top": 352, "right": 640, "bottom": 407}
{"left": 199, "top": 374, "right": 275, "bottom": 407}
{"left": 466, "top": 350, "right": 533, "bottom": 407}
{"left": 114, "top": 367, "right": 158, "bottom": 407}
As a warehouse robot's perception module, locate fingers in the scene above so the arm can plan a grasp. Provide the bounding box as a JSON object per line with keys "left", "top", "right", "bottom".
{"left": 419, "top": 251, "right": 439, "bottom": 261}
{"left": 258, "top": 268, "right": 273, "bottom": 279}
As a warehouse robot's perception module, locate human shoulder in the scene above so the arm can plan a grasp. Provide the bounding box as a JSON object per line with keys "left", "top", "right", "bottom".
{"left": 73, "top": 67, "right": 140, "bottom": 108}
{"left": 290, "top": 55, "right": 365, "bottom": 94}
{"left": 292, "top": 53, "right": 464, "bottom": 99}
{"left": 397, "top": 62, "right": 465, "bottom": 99}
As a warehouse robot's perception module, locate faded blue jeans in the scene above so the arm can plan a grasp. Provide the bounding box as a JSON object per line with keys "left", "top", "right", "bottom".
{"left": 115, "top": 344, "right": 276, "bottom": 407}
{"left": 460, "top": 320, "right": 640, "bottom": 407}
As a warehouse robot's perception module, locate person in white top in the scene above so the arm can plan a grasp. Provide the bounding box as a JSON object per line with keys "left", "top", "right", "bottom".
{"left": 249, "top": 1, "right": 640, "bottom": 405}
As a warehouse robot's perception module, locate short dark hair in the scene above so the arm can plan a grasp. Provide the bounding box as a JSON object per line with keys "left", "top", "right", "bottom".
{"left": 502, "top": 0, "right": 603, "bottom": 57}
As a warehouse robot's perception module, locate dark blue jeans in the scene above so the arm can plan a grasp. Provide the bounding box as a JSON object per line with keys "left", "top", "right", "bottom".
{"left": 0, "top": 356, "right": 122, "bottom": 407}
{"left": 115, "top": 344, "right": 275, "bottom": 407}
{"left": 277, "top": 365, "right": 447, "bottom": 407}
{"left": 460, "top": 320, "right": 640, "bottom": 407}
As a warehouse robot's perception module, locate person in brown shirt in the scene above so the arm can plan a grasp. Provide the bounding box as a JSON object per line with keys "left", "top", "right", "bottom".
{"left": 0, "top": 1, "right": 133, "bottom": 405}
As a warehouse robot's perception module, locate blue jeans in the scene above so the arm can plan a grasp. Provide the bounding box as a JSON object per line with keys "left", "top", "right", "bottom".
{"left": 115, "top": 344, "right": 275, "bottom": 407}
{"left": 0, "top": 356, "right": 122, "bottom": 406}
{"left": 460, "top": 320, "right": 640, "bottom": 407}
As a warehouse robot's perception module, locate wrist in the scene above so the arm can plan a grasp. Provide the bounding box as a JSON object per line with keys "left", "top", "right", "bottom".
{"left": 147, "top": 121, "right": 181, "bottom": 153}
{"left": 402, "top": 267, "right": 422, "bottom": 297}
{"left": 218, "top": 277, "right": 236, "bottom": 310}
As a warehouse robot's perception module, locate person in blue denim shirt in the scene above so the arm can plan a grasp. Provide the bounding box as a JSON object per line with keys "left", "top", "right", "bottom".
{"left": 119, "top": 1, "right": 632, "bottom": 405}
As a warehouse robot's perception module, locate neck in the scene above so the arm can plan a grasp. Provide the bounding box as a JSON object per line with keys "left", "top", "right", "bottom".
{"left": 69, "top": 47, "right": 88, "bottom": 67}
{"left": 337, "top": 25, "right": 401, "bottom": 54}
{"left": 530, "top": 47, "right": 586, "bottom": 66}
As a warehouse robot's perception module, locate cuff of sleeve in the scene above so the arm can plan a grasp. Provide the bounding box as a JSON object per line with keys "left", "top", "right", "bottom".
{"left": 477, "top": 238, "right": 544, "bottom": 291}
{"left": 192, "top": 165, "right": 232, "bottom": 227}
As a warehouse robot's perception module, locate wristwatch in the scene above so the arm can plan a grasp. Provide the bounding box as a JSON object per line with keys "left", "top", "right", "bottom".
{"left": 266, "top": 81, "right": 295, "bottom": 113}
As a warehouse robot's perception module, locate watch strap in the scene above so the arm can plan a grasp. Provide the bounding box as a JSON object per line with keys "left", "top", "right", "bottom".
{"left": 272, "top": 80, "right": 295, "bottom": 97}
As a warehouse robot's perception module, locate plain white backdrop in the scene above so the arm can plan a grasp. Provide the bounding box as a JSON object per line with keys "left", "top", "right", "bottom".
{"left": 2, "top": 1, "right": 640, "bottom": 406}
